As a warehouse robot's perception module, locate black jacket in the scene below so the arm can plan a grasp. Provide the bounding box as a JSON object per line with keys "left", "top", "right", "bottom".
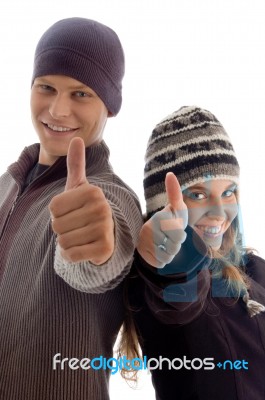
{"left": 129, "top": 227, "right": 265, "bottom": 400}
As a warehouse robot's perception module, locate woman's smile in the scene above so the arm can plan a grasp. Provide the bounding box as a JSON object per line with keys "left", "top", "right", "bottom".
{"left": 195, "top": 223, "right": 224, "bottom": 238}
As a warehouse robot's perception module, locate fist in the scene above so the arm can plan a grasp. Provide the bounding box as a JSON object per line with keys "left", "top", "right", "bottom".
{"left": 49, "top": 137, "right": 114, "bottom": 265}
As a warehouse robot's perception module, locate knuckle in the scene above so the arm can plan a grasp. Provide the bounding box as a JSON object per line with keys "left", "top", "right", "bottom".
{"left": 156, "top": 261, "right": 166, "bottom": 269}
{"left": 171, "top": 243, "right": 181, "bottom": 255}
{"left": 51, "top": 218, "right": 64, "bottom": 235}
{"left": 48, "top": 200, "right": 56, "bottom": 215}
{"left": 104, "top": 241, "right": 114, "bottom": 256}
{"left": 93, "top": 203, "right": 112, "bottom": 223}
{"left": 101, "top": 234, "right": 113, "bottom": 251}
{"left": 57, "top": 235, "right": 67, "bottom": 249}
{"left": 63, "top": 248, "right": 80, "bottom": 263}
{"left": 88, "top": 184, "right": 104, "bottom": 199}
{"left": 49, "top": 194, "right": 61, "bottom": 215}
{"left": 175, "top": 230, "right": 186, "bottom": 243}
{"left": 101, "top": 203, "right": 112, "bottom": 219}
{"left": 51, "top": 219, "right": 59, "bottom": 233}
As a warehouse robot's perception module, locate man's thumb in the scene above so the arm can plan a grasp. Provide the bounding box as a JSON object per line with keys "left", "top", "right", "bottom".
{"left": 65, "top": 137, "right": 87, "bottom": 191}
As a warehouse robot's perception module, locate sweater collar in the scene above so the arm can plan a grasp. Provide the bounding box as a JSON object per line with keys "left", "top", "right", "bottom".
{"left": 7, "top": 140, "right": 112, "bottom": 187}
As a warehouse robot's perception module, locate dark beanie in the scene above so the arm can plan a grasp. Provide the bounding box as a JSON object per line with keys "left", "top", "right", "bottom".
{"left": 32, "top": 17, "right": 125, "bottom": 116}
{"left": 144, "top": 106, "right": 240, "bottom": 217}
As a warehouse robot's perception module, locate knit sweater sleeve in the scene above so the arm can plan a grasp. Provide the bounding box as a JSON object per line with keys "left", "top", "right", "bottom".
{"left": 53, "top": 180, "right": 142, "bottom": 294}
{"left": 132, "top": 226, "right": 212, "bottom": 324}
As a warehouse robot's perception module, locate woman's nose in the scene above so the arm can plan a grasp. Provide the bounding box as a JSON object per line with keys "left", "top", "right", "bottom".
{"left": 206, "top": 199, "right": 226, "bottom": 219}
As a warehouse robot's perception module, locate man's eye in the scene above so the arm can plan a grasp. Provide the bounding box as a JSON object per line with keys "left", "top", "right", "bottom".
{"left": 75, "top": 91, "right": 91, "bottom": 98}
{"left": 39, "top": 84, "right": 54, "bottom": 92}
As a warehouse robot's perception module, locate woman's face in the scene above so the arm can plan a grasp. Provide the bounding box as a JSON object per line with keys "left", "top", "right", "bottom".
{"left": 182, "top": 179, "right": 238, "bottom": 250}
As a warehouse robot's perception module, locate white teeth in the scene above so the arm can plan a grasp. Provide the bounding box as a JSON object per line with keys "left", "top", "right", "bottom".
{"left": 197, "top": 225, "right": 222, "bottom": 235}
{"left": 47, "top": 124, "right": 73, "bottom": 132}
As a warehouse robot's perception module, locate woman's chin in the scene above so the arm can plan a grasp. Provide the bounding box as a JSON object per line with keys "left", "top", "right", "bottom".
{"left": 194, "top": 227, "right": 223, "bottom": 250}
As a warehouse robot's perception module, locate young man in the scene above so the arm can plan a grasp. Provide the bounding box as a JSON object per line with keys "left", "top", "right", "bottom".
{"left": 0, "top": 18, "right": 142, "bottom": 399}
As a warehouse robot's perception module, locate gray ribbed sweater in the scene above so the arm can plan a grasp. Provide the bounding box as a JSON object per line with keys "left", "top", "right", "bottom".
{"left": 0, "top": 141, "right": 142, "bottom": 400}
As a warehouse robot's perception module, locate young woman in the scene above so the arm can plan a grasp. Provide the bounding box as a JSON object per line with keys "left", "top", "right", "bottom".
{"left": 121, "top": 106, "right": 265, "bottom": 399}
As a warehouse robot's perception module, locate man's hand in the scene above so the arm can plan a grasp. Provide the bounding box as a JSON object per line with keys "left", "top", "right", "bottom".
{"left": 137, "top": 172, "right": 188, "bottom": 268}
{"left": 49, "top": 137, "right": 114, "bottom": 265}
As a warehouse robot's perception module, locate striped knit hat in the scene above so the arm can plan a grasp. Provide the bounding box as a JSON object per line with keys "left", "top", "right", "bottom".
{"left": 144, "top": 106, "right": 240, "bottom": 217}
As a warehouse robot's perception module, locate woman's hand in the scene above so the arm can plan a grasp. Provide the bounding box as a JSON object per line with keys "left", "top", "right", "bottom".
{"left": 137, "top": 172, "right": 188, "bottom": 268}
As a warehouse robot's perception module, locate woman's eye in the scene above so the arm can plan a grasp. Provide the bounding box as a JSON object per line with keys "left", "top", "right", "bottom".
{"left": 191, "top": 192, "right": 206, "bottom": 200}
{"left": 222, "top": 189, "right": 234, "bottom": 197}
{"left": 223, "top": 185, "right": 237, "bottom": 197}
{"left": 183, "top": 190, "right": 206, "bottom": 200}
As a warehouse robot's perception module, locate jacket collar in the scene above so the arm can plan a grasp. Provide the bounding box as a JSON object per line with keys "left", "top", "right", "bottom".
{"left": 7, "top": 140, "right": 112, "bottom": 187}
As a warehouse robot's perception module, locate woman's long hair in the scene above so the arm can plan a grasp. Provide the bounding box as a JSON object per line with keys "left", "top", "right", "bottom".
{"left": 116, "top": 274, "right": 142, "bottom": 384}
{"left": 209, "top": 213, "right": 250, "bottom": 298}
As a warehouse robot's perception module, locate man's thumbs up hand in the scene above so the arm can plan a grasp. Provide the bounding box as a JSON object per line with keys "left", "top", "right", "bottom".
{"left": 49, "top": 138, "right": 114, "bottom": 264}
{"left": 137, "top": 172, "right": 188, "bottom": 268}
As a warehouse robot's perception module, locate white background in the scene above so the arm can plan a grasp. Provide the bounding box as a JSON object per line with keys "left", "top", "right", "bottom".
{"left": 1, "top": 0, "right": 265, "bottom": 398}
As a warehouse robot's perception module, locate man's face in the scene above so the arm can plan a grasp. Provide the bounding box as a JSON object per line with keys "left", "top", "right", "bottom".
{"left": 31, "top": 75, "right": 108, "bottom": 165}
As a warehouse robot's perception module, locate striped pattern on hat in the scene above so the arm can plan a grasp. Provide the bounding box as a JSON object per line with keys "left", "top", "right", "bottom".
{"left": 144, "top": 106, "right": 240, "bottom": 217}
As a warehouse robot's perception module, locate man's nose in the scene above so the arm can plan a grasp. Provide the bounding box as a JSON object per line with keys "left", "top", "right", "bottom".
{"left": 49, "top": 94, "right": 71, "bottom": 119}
